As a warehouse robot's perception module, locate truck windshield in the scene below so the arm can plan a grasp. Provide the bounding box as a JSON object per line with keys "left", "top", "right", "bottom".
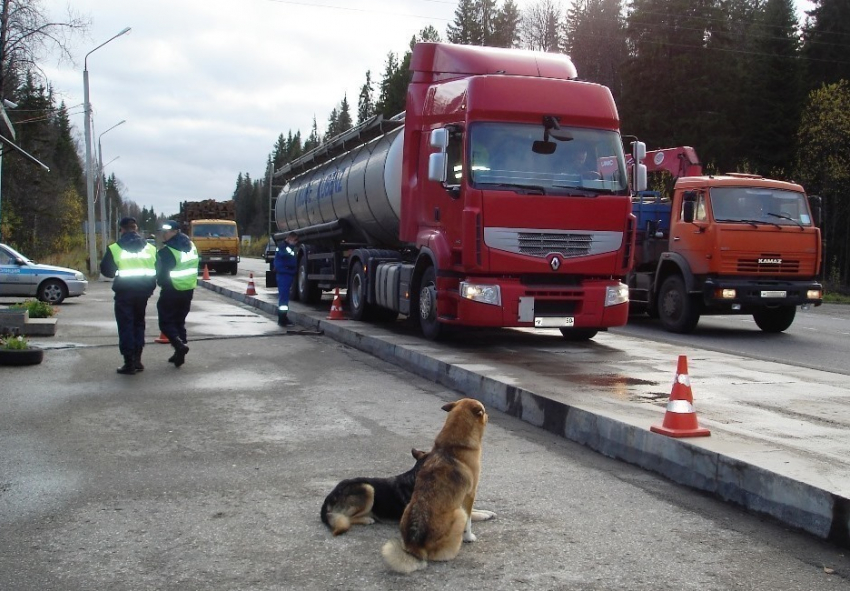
{"left": 467, "top": 122, "right": 628, "bottom": 195}
{"left": 193, "top": 223, "right": 236, "bottom": 237}
{"left": 710, "top": 187, "right": 812, "bottom": 227}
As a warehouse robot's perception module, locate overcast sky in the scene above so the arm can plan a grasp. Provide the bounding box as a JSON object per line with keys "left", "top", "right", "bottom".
{"left": 42, "top": 0, "right": 519, "bottom": 219}
{"left": 43, "top": 0, "right": 812, "bottom": 223}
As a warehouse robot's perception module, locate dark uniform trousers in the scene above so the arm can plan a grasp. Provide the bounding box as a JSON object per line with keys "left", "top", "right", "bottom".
{"left": 115, "top": 291, "right": 151, "bottom": 356}
{"left": 158, "top": 290, "right": 194, "bottom": 345}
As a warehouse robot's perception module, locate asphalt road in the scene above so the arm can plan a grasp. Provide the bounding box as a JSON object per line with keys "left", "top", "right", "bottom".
{"left": 1, "top": 280, "right": 848, "bottom": 590}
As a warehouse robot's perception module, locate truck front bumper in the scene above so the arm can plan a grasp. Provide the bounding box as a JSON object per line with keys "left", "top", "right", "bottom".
{"left": 440, "top": 277, "right": 630, "bottom": 330}
{"left": 702, "top": 278, "right": 823, "bottom": 308}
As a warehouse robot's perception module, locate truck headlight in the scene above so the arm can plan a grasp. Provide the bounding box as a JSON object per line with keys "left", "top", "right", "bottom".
{"left": 605, "top": 282, "right": 629, "bottom": 307}
{"left": 460, "top": 282, "right": 501, "bottom": 306}
{"left": 807, "top": 289, "right": 822, "bottom": 299}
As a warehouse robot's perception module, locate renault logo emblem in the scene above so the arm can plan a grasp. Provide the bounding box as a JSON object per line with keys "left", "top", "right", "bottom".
{"left": 550, "top": 255, "right": 561, "bottom": 271}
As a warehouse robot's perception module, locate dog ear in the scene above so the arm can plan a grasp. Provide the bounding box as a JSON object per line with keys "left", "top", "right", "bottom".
{"left": 442, "top": 401, "right": 457, "bottom": 412}
{"left": 411, "top": 448, "right": 428, "bottom": 460}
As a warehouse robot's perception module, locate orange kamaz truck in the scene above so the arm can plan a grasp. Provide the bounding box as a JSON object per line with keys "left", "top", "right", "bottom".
{"left": 628, "top": 147, "right": 823, "bottom": 333}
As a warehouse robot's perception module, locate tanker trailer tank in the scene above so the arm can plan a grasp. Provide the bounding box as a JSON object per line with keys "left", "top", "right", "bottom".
{"left": 275, "top": 126, "right": 405, "bottom": 248}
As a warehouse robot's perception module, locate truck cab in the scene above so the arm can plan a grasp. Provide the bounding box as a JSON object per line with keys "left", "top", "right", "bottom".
{"left": 630, "top": 157, "right": 823, "bottom": 333}
{"left": 189, "top": 219, "right": 240, "bottom": 275}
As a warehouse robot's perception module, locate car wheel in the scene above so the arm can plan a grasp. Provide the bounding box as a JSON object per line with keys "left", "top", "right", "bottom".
{"left": 753, "top": 305, "right": 796, "bottom": 333}
{"left": 38, "top": 279, "right": 67, "bottom": 305}
{"left": 657, "top": 275, "right": 700, "bottom": 333}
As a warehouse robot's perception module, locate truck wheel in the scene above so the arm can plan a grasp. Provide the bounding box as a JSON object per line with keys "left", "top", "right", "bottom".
{"left": 230, "top": 264, "right": 238, "bottom": 275}
{"left": 559, "top": 328, "right": 598, "bottom": 341}
{"left": 657, "top": 275, "right": 700, "bottom": 333}
{"left": 753, "top": 305, "right": 796, "bottom": 333}
{"left": 297, "top": 255, "right": 321, "bottom": 304}
{"left": 348, "top": 261, "right": 368, "bottom": 321}
{"left": 418, "top": 266, "right": 443, "bottom": 340}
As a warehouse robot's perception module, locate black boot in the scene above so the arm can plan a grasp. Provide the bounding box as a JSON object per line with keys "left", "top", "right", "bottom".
{"left": 169, "top": 342, "right": 189, "bottom": 367}
{"left": 117, "top": 355, "right": 137, "bottom": 375}
{"left": 278, "top": 312, "right": 294, "bottom": 327}
{"left": 134, "top": 349, "right": 145, "bottom": 372}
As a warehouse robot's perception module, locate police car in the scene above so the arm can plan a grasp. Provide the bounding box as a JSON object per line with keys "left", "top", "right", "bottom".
{"left": 0, "top": 243, "right": 88, "bottom": 304}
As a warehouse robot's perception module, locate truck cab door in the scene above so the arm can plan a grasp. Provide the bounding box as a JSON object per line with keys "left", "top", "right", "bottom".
{"left": 671, "top": 190, "right": 712, "bottom": 275}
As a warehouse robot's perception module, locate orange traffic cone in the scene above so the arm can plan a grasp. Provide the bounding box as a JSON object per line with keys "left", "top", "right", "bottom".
{"left": 650, "top": 355, "right": 711, "bottom": 438}
{"left": 246, "top": 273, "right": 257, "bottom": 296}
{"left": 202, "top": 264, "right": 210, "bottom": 280}
{"left": 155, "top": 332, "right": 170, "bottom": 344}
{"left": 327, "top": 288, "right": 345, "bottom": 320}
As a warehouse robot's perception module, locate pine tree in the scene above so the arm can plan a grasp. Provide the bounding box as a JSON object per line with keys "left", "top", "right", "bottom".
{"left": 493, "top": 0, "right": 522, "bottom": 48}
{"left": 746, "top": 0, "right": 802, "bottom": 176}
{"left": 565, "top": 0, "right": 627, "bottom": 95}
{"left": 337, "top": 94, "right": 353, "bottom": 133}
{"left": 447, "top": 0, "right": 482, "bottom": 44}
{"left": 357, "top": 71, "right": 375, "bottom": 125}
{"left": 802, "top": 0, "right": 850, "bottom": 91}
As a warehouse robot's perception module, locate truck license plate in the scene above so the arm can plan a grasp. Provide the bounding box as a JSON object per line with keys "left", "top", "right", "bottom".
{"left": 209, "top": 257, "right": 222, "bottom": 261}
{"left": 534, "top": 317, "right": 575, "bottom": 328}
{"left": 761, "top": 290, "right": 786, "bottom": 298}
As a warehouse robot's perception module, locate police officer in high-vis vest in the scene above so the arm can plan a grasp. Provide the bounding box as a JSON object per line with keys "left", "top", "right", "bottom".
{"left": 155, "top": 220, "right": 198, "bottom": 367}
{"left": 100, "top": 216, "right": 158, "bottom": 375}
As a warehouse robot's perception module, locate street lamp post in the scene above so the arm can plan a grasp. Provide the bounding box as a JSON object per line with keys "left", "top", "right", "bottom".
{"left": 84, "top": 26, "right": 131, "bottom": 276}
{"left": 97, "top": 119, "right": 126, "bottom": 254}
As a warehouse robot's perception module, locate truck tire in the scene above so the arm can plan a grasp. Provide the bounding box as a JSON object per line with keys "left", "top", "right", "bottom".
{"left": 230, "top": 263, "right": 238, "bottom": 275}
{"left": 418, "top": 266, "right": 443, "bottom": 340}
{"left": 657, "top": 275, "right": 700, "bottom": 334}
{"left": 348, "top": 261, "right": 368, "bottom": 321}
{"left": 559, "top": 328, "right": 598, "bottom": 341}
{"left": 753, "top": 305, "right": 796, "bottom": 333}
{"left": 297, "top": 255, "right": 321, "bottom": 304}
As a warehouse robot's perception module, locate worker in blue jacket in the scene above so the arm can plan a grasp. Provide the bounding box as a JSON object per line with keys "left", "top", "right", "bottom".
{"left": 274, "top": 232, "right": 299, "bottom": 326}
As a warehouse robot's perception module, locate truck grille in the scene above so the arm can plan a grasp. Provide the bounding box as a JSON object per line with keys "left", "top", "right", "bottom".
{"left": 484, "top": 228, "right": 623, "bottom": 258}
{"left": 733, "top": 255, "right": 800, "bottom": 274}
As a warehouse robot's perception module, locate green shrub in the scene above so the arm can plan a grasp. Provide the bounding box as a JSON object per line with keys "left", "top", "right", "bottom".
{"left": 10, "top": 299, "right": 56, "bottom": 318}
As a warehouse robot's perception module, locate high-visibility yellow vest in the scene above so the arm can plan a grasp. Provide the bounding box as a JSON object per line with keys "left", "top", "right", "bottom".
{"left": 166, "top": 243, "right": 199, "bottom": 291}
{"left": 110, "top": 242, "right": 156, "bottom": 279}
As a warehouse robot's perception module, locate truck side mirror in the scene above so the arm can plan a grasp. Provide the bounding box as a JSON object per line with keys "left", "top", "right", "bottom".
{"left": 430, "top": 128, "right": 449, "bottom": 150}
{"left": 632, "top": 141, "right": 647, "bottom": 192}
{"left": 428, "top": 153, "right": 447, "bottom": 183}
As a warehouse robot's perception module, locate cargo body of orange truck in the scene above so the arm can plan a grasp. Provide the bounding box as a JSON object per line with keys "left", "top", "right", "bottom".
{"left": 629, "top": 147, "right": 823, "bottom": 333}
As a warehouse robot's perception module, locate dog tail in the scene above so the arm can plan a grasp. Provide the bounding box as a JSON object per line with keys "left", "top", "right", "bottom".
{"left": 381, "top": 538, "right": 427, "bottom": 574}
{"left": 324, "top": 511, "right": 352, "bottom": 536}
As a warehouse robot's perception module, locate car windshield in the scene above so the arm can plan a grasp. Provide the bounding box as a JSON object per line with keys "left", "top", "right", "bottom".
{"left": 467, "top": 122, "right": 628, "bottom": 195}
{"left": 710, "top": 187, "right": 812, "bottom": 226}
{"left": 193, "top": 224, "right": 236, "bottom": 237}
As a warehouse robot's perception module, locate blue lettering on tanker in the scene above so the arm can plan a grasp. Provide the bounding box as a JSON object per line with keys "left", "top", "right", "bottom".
{"left": 317, "top": 168, "right": 346, "bottom": 199}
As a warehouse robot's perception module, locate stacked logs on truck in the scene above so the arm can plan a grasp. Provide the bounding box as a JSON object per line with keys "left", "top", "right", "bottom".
{"left": 179, "top": 199, "right": 236, "bottom": 223}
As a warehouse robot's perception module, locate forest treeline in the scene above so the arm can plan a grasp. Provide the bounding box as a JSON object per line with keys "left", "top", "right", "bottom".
{"left": 1, "top": 0, "right": 848, "bottom": 287}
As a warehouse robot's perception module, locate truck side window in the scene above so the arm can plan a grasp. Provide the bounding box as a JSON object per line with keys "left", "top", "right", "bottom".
{"left": 446, "top": 131, "right": 463, "bottom": 184}
{"left": 680, "top": 192, "right": 707, "bottom": 222}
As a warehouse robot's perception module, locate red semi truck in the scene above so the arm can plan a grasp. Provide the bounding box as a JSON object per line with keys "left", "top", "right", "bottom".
{"left": 629, "top": 146, "right": 823, "bottom": 333}
{"left": 272, "top": 42, "right": 645, "bottom": 340}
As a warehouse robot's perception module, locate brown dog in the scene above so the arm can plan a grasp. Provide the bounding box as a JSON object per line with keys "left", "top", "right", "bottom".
{"left": 381, "top": 398, "right": 491, "bottom": 574}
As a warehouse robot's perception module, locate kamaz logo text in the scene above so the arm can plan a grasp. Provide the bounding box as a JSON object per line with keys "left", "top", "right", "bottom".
{"left": 758, "top": 258, "right": 782, "bottom": 264}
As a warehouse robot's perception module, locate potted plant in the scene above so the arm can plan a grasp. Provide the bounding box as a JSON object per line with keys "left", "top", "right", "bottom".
{"left": 0, "top": 330, "right": 44, "bottom": 366}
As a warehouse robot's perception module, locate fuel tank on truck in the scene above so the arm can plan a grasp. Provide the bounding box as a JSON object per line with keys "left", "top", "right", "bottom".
{"left": 275, "top": 126, "right": 405, "bottom": 248}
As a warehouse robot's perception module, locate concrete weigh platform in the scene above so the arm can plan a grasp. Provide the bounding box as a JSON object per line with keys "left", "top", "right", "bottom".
{"left": 200, "top": 275, "right": 850, "bottom": 548}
